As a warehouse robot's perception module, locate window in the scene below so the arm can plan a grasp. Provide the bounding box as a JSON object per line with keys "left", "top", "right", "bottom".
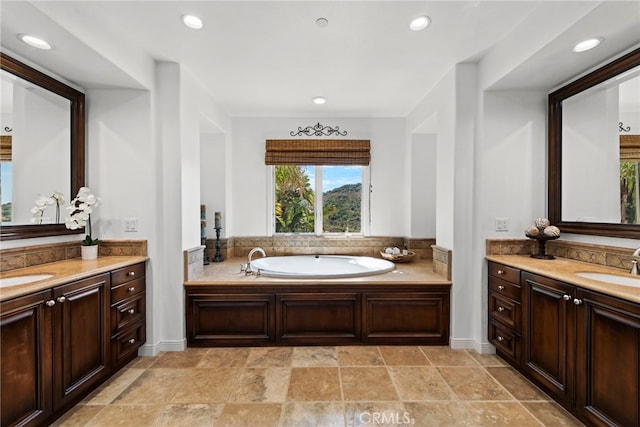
{"left": 272, "top": 164, "right": 369, "bottom": 235}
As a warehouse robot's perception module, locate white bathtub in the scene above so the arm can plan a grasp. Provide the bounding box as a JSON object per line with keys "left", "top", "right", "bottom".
{"left": 249, "top": 255, "right": 395, "bottom": 279}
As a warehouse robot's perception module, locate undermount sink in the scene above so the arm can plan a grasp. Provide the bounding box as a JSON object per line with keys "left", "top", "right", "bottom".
{"left": 576, "top": 272, "right": 640, "bottom": 288}
{"left": 0, "top": 274, "right": 54, "bottom": 288}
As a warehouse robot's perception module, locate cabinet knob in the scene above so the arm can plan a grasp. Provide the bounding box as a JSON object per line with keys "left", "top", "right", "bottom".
{"left": 562, "top": 294, "right": 572, "bottom": 301}
{"left": 128, "top": 287, "right": 135, "bottom": 292}
{"left": 46, "top": 299, "right": 56, "bottom": 307}
{"left": 497, "top": 285, "right": 505, "bottom": 291}
{"left": 57, "top": 296, "right": 66, "bottom": 303}
{"left": 497, "top": 270, "right": 505, "bottom": 275}
{"left": 128, "top": 338, "right": 136, "bottom": 344}
{"left": 127, "top": 308, "right": 135, "bottom": 314}
{"left": 573, "top": 298, "right": 583, "bottom": 305}
{"left": 127, "top": 271, "right": 135, "bottom": 277}
{"left": 497, "top": 306, "right": 505, "bottom": 312}
{"left": 497, "top": 336, "right": 504, "bottom": 342}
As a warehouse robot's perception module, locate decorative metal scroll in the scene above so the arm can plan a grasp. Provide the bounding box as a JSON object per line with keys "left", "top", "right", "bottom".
{"left": 4, "top": 127, "right": 12, "bottom": 133}
{"left": 619, "top": 122, "right": 631, "bottom": 133}
{"left": 290, "top": 122, "right": 347, "bottom": 137}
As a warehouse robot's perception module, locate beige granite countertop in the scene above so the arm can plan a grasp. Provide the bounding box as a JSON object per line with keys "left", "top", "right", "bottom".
{"left": 0, "top": 256, "right": 148, "bottom": 302}
{"left": 186, "top": 258, "right": 450, "bottom": 286}
{"left": 486, "top": 255, "right": 640, "bottom": 304}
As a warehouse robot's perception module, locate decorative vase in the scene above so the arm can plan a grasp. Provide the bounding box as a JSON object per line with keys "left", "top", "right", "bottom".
{"left": 81, "top": 245, "right": 98, "bottom": 260}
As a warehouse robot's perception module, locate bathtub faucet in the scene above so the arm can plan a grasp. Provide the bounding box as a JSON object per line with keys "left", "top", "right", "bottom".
{"left": 241, "top": 247, "right": 266, "bottom": 275}
{"left": 630, "top": 247, "right": 640, "bottom": 275}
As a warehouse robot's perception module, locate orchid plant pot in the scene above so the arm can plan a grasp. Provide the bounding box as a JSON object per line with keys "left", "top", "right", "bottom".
{"left": 81, "top": 245, "right": 98, "bottom": 260}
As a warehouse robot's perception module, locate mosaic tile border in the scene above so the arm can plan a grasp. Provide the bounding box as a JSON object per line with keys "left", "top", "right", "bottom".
{"left": 486, "top": 238, "right": 637, "bottom": 272}
{"left": 184, "top": 246, "right": 205, "bottom": 281}
{"left": 432, "top": 245, "right": 452, "bottom": 280}
{"left": 0, "top": 239, "right": 147, "bottom": 272}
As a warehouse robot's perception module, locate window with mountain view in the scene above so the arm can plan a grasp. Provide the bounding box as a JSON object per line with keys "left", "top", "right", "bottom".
{"left": 274, "top": 165, "right": 365, "bottom": 234}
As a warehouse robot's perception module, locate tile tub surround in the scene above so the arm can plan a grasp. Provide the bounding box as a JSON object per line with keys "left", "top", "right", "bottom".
{"left": 486, "top": 238, "right": 637, "bottom": 272}
{"left": 205, "top": 236, "right": 437, "bottom": 261}
{"left": 0, "top": 239, "right": 148, "bottom": 272}
{"left": 54, "top": 346, "right": 583, "bottom": 426}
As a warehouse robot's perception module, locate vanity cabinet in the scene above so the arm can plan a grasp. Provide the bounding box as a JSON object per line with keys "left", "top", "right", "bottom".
{"left": 488, "top": 262, "right": 640, "bottom": 426}
{"left": 487, "top": 262, "right": 522, "bottom": 365}
{"left": 0, "top": 261, "right": 146, "bottom": 427}
{"left": 185, "top": 285, "right": 450, "bottom": 347}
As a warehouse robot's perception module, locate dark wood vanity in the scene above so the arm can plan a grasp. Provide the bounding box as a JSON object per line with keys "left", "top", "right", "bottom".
{"left": 0, "top": 260, "right": 146, "bottom": 427}
{"left": 488, "top": 260, "right": 640, "bottom": 426}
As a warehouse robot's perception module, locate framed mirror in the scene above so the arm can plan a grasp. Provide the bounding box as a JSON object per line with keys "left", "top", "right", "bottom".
{"left": 0, "top": 52, "right": 85, "bottom": 240}
{"left": 549, "top": 47, "right": 640, "bottom": 239}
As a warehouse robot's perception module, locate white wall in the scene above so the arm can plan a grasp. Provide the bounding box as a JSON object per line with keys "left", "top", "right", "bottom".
{"left": 409, "top": 133, "right": 436, "bottom": 238}
{"left": 200, "top": 133, "right": 226, "bottom": 238}
{"left": 229, "top": 117, "right": 407, "bottom": 237}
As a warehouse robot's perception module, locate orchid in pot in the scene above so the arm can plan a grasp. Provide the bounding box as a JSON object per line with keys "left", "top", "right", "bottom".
{"left": 30, "top": 192, "right": 65, "bottom": 224}
{"left": 65, "top": 187, "right": 101, "bottom": 259}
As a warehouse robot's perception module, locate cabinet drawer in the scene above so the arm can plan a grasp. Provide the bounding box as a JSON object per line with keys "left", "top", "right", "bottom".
{"left": 111, "top": 263, "right": 145, "bottom": 286}
{"left": 488, "top": 262, "right": 519, "bottom": 284}
{"left": 489, "top": 292, "right": 520, "bottom": 330}
{"left": 489, "top": 276, "right": 521, "bottom": 302}
{"left": 111, "top": 277, "right": 145, "bottom": 304}
{"left": 112, "top": 294, "right": 145, "bottom": 336}
{"left": 112, "top": 325, "right": 145, "bottom": 366}
{"left": 489, "top": 320, "right": 520, "bottom": 364}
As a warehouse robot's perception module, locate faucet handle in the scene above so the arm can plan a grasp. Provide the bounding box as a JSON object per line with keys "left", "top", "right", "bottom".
{"left": 631, "top": 259, "right": 639, "bottom": 275}
{"left": 240, "top": 263, "right": 248, "bottom": 272}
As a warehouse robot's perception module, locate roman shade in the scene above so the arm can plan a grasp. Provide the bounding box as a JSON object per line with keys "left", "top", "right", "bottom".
{"left": 620, "top": 135, "right": 640, "bottom": 162}
{"left": 0, "top": 136, "right": 11, "bottom": 162}
{"left": 265, "top": 139, "right": 370, "bottom": 166}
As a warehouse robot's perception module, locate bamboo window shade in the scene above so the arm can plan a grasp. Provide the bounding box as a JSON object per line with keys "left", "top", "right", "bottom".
{"left": 265, "top": 139, "right": 370, "bottom": 166}
{"left": 620, "top": 135, "right": 640, "bottom": 162}
{"left": 0, "top": 136, "right": 11, "bottom": 162}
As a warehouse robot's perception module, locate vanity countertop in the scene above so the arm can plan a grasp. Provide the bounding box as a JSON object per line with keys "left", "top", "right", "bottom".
{"left": 486, "top": 255, "right": 640, "bottom": 304}
{"left": 186, "top": 258, "right": 451, "bottom": 286}
{"left": 0, "top": 256, "right": 148, "bottom": 302}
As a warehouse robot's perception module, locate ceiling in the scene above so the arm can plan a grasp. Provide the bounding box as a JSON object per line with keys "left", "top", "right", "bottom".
{"left": 1, "top": 1, "right": 639, "bottom": 118}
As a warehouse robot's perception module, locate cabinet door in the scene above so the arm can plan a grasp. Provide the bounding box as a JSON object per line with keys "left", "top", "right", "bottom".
{"left": 521, "top": 272, "right": 576, "bottom": 405}
{"left": 52, "top": 273, "right": 110, "bottom": 410}
{"left": 575, "top": 289, "right": 640, "bottom": 427}
{"left": 276, "top": 293, "right": 360, "bottom": 345}
{"left": 1, "top": 290, "right": 53, "bottom": 427}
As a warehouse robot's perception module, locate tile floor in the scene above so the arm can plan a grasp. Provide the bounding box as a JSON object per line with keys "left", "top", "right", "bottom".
{"left": 54, "top": 346, "right": 584, "bottom": 426}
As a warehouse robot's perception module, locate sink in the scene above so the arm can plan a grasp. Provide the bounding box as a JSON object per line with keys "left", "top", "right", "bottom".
{"left": 576, "top": 272, "right": 640, "bottom": 288}
{"left": 0, "top": 274, "right": 54, "bottom": 288}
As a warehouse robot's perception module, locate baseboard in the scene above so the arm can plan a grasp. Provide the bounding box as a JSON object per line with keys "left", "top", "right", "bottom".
{"left": 449, "top": 338, "right": 496, "bottom": 354}
{"left": 137, "top": 339, "right": 186, "bottom": 357}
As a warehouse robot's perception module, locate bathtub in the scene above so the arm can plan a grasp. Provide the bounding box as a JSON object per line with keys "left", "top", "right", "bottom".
{"left": 249, "top": 255, "right": 395, "bottom": 279}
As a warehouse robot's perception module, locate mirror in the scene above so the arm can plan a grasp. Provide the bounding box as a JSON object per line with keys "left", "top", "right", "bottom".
{"left": 549, "top": 47, "right": 640, "bottom": 239}
{"left": 0, "top": 52, "right": 85, "bottom": 240}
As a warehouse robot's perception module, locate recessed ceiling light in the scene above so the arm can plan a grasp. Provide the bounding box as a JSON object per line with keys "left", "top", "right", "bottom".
{"left": 573, "top": 37, "right": 603, "bottom": 53}
{"left": 316, "top": 17, "right": 329, "bottom": 28}
{"left": 312, "top": 96, "right": 327, "bottom": 105}
{"left": 18, "top": 34, "right": 52, "bottom": 50}
{"left": 409, "top": 15, "right": 430, "bottom": 31}
{"left": 182, "top": 14, "right": 203, "bottom": 30}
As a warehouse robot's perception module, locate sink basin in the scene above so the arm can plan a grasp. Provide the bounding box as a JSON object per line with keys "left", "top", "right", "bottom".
{"left": 576, "top": 272, "right": 640, "bottom": 288}
{"left": 0, "top": 274, "right": 54, "bottom": 288}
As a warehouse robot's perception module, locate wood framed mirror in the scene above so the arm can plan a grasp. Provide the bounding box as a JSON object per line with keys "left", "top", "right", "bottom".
{"left": 0, "top": 52, "right": 85, "bottom": 240}
{"left": 548, "top": 47, "right": 640, "bottom": 239}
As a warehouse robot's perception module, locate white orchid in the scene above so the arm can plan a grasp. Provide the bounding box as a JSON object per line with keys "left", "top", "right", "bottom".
{"left": 30, "top": 192, "right": 65, "bottom": 224}
{"left": 65, "top": 187, "right": 101, "bottom": 245}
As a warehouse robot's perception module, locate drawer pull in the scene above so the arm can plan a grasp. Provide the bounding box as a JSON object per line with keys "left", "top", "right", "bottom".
{"left": 562, "top": 294, "right": 572, "bottom": 301}
{"left": 57, "top": 296, "right": 66, "bottom": 303}
{"left": 128, "top": 338, "right": 136, "bottom": 344}
{"left": 127, "top": 271, "right": 135, "bottom": 277}
{"left": 573, "top": 298, "right": 583, "bottom": 305}
{"left": 497, "top": 285, "right": 505, "bottom": 290}
{"left": 127, "top": 308, "right": 135, "bottom": 314}
{"left": 128, "top": 287, "right": 135, "bottom": 292}
{"left": 46, "top": 299, "right": 56, "bottom": 307}
{"left": 497, "top": 306, "right": 505, "bottom": 312}
{"left": 497, "top": 336, "right": 505, "bottom": 342}
{"left": 497, "top": 270, "right": 505, "bottom": 275}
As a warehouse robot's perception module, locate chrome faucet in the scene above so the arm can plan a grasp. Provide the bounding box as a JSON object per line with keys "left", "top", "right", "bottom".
{"left": 241, "top": 247, "right": 266, "bottom": 275}
{"left": 630, "top": 247, "right": 640, "bottom": 275}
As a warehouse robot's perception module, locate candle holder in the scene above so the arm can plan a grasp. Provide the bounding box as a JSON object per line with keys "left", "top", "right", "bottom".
{"left": 213, "top": 227, "right": 224, "bottom": 262}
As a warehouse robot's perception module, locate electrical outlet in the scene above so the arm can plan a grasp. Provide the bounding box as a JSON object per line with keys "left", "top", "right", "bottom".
{"left": 124, "top": 217, "right": 138, "bottom": 232}
{"left": 495, "top": 217, "right": 509, "bottom": 232}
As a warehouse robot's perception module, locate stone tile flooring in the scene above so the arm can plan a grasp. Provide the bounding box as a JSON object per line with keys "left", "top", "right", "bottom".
{"left": 54, "top": 346, "right": 584, "bottom": 426}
